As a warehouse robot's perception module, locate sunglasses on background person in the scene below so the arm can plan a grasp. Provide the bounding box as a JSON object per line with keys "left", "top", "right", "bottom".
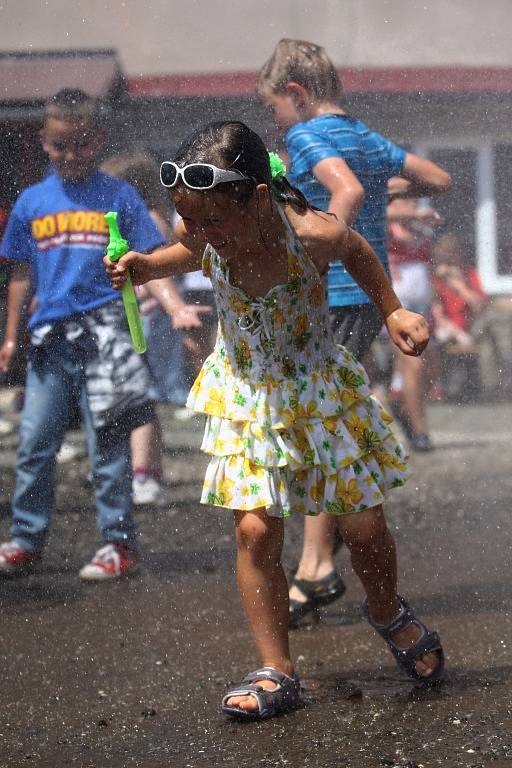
{"left": 160, "top": 162, "right": 251, "bottom": 190}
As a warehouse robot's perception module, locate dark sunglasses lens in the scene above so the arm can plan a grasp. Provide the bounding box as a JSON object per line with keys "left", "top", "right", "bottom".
{"left": 183, "top": 165, "right": 215, "bottom": 188}
{"left": 160, "top": 163, "right": 178, "bottom": 187}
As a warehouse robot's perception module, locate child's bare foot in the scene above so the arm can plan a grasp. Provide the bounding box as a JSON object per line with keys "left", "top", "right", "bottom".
{"left": 389, "top": 622, "right": 439, "bottom": 677}
{"left": 222, "top": 665, "right": 299, "bottom": 717}
{"left": 226, "top": 678, "right": 278, "bottom": 712}
{"left": 367, "top": 599, "right": 442, "bottom": 680}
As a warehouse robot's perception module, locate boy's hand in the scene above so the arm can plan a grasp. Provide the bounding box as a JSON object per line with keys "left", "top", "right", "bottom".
{"left": 387, "top": 176, "right": 412, "bottom": 200}
{"left": 170, "top": 303, "right": 212, "bottom": 331}
{"left": 385, "top": 308, "right": 429, "bottom": 356}
{"left": 103, "top": 250, "right": 153, "bottom": 289}
{"left": 0, "top": 340, "right": 16, "bottom": 373}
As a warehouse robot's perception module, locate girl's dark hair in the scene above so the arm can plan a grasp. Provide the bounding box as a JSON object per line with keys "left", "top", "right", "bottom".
{"left": 173, "top": 120, "right": 311, "bottom": 212}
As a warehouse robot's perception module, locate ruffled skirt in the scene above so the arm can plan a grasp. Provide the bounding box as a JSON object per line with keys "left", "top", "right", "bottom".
{"left": 187, "top": 352, "right": 410, "bottom": 517}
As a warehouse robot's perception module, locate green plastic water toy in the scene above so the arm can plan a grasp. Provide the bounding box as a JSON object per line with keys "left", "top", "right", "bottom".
{"left": 104, "top": 211, "right": 147, "bottom": 354}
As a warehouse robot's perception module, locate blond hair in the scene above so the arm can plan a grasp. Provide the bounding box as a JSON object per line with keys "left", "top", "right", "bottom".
{"left": 257, "top": 39, "right": 342, "bottom": 101}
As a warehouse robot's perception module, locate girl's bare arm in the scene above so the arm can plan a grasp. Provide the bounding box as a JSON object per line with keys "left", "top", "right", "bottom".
{"left": 336, "top": 228, "right": 402, "bottom": 318}
{"left": 339, "top": 230, "right": 430, "bottom": 355}
{"left": 104, "top": 239, "right": 204, "bottom": 290}
{"left": 296, "top": 210, "right": 429, "bottom": 355}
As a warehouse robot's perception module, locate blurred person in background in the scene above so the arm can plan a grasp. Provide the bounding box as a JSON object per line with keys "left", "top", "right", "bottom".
{"left": 177, "top": 257, "right": 218, "bottom": 420}
{"left": 102, "top": 152, "right": 210, "bottom": 504}
{"left": 0, "top": 204, "right": 15, "bottom": 436}
{"left": 431, "top": 233, "right": 488, "bottom": 402}
{"left": 387, "top": 196, "right": 443, "bottom": 452}
{"left": 0, "top": 89, "right": 166, "bottom": 580}
{"left": 431, "top": 233, "right": 488, "bottom": 348}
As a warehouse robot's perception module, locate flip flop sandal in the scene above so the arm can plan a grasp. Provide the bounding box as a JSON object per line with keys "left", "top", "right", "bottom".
{"left": 221, "top": 666, "right": 303, "bottom": 719}
{"left": 289, "top": 570, "right": 346, "bottom": 628}
{"left": 362, "top": 595, "right": 445, "bottom": 685}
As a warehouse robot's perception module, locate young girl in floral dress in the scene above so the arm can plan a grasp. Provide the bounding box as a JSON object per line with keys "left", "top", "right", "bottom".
{"left": 105, "top": 120, "right": 445, "bottom": 719}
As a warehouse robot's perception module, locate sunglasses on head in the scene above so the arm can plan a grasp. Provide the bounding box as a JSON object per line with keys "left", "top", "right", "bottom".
{"left": 160, "top": 161, "right": 251, "bottom": 190}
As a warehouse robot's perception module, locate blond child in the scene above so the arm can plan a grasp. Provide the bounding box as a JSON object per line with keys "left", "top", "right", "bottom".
{"left": 258, "top": 39, "right": 451, "bottom": 623}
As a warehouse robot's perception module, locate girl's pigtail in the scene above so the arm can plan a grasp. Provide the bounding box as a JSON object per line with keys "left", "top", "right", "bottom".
{"left": 268, "top": 152, "right": 309, "bottom": 212}
{"left": 271, "top": 175, "right": 310, "bottom": 212}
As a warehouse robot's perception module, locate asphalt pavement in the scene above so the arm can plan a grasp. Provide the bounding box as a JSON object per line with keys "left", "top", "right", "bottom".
{"left": 0, "top": 400, "right": 511, "bottom": 768}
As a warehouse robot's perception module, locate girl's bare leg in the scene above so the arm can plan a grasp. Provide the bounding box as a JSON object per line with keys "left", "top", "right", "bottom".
{"left": 226, "top": 509, "right": 293, "bottom": 712}
{"left": 338, "top": 505, "right": 438, "bottom": 677}
{"left": 289, "top": 512, "right": 338, "bottom": 603}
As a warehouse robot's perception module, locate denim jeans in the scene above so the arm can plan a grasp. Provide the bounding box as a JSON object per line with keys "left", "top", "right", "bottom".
{"left": 142, "top": 306, "right": 188, "bottom": 405}
{"left": 11, "top": 336, "right": 136, "bottom": 553}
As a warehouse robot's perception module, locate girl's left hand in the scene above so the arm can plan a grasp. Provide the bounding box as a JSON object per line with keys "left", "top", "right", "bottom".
{"left": 385, "top": 307, "right": 429, "bottom": 356}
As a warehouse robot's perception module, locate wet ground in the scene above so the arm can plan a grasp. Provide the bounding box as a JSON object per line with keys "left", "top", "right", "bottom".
{"left": 0, "top": 399, "right": 511, "bottom": 768}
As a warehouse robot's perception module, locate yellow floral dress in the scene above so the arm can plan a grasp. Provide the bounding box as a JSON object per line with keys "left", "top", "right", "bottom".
{"left": 186, "top": 207, "right": 409, "bottom": 517}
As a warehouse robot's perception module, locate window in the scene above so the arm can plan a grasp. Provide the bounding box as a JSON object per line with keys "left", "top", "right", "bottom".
{"left": 420, "top": 142, "right": 512, "bottom": 294}
{"left": 428, "top": 148, "right": 477, "bottom": 264}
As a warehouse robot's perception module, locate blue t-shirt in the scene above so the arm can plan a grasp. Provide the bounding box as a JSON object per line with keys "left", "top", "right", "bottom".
{"left": 286, "top": 114, "right": 407, "bottom": 307}
{"left": 1, "top": 170, "right": 165, "bottom": 328}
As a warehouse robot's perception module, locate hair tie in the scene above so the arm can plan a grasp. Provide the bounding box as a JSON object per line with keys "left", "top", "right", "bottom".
{"left": 268, "top": 152, "right": 287, "bottom": 181}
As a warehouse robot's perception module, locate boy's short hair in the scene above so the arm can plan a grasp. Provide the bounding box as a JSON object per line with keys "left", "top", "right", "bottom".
{"left": 257, "top": 38, "right": 342, "bottom": 101}
{"left": 44, "top": 88, "right": 102, "bottom": 126}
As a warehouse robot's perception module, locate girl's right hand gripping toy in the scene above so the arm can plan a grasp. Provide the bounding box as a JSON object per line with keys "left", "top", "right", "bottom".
{"left": 104, "top": 211, "right": 147, "bottom": 354}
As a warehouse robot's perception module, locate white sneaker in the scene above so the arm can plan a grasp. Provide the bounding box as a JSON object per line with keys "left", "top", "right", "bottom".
{"left": 56, "top": 441, "right": 81, "bottom": 464}
{"left": 132, "top": 475, "right": 167, "bottom": 507}
{"left": 0, "top": 418, "right": 14, "bottom": 436}
{"left": 79, "top": 543, "right": 139, "bottom": 581}
{"left": 0, "top": 541, "right": 41, "bottom": 575}
{"left": 172, "top": 407, "right": 194, "bottom": 421}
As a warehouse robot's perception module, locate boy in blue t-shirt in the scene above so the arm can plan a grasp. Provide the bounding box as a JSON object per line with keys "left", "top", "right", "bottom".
{"left": 0, "top": 89, "right": 165, "bottom": 580}
{"left": 258, "top": 39, "right": 451, "bottom": 625}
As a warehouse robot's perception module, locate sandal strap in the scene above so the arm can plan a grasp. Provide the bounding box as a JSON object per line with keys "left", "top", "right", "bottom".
{"left": 222, "top": 667, "right": 302, "bottom": 719}
{"left": 241, "top": 666, "right": 292, "bottom": 686}
{"left": 362, "top": 596, "right": 445, "bottom": 684}
{"left": 363, "top": 595, "right": 416, "bottom": 639}
{"left": 221, "top": 683, "right": 274, "bottom": 715}
{"left": 393, "top": 629, "right": 442, "bottom": 661}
